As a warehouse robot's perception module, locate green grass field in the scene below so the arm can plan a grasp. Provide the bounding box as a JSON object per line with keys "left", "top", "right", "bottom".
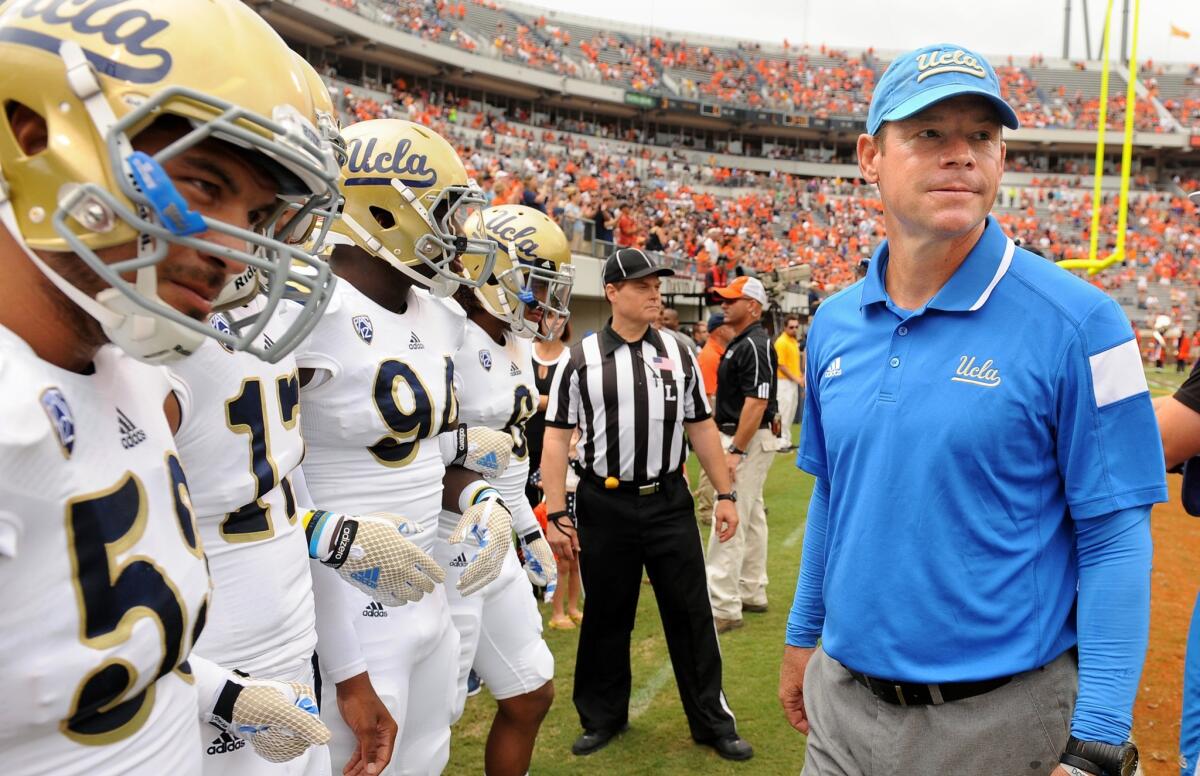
{"left": 447, "top": 440, "right": 814, "bottom": 775}
{"left": 447, "top": 364, "right": 1186, "bottom": 774}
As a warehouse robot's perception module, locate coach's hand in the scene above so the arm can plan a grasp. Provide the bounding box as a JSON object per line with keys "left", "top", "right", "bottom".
{"left": 714, "top": 499, "right": 738, "bottom": 542}
{"left": 336, "top": 672, "right": 398, "bottom": 776}
{"left": 779, "top": 645, "right": 816, "bottom": 734}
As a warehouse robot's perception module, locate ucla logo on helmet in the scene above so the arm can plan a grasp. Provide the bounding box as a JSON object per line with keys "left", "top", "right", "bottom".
{"left": 478, "top": 349, "right": 492, "bottom": 371}
{"left": 39, "top": 387, "right": 75, "bottom": 458}
{"left": 353, "top": 315, "right": 374, "bottom": 344}
{"left": 484, "top": 210, "right": 541, "bottom": 260}
{"left": 344, "top": 137, "right": 437, "bottom": 188}
{"left": 3, "top": 0, "right": 174, "bottom": 83}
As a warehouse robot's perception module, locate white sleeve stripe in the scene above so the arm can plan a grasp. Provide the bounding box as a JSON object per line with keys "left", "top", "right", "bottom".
{"left": 1089, "top": 339, "right": 1148, "bottom": 407}
{"left": 750, "top": 340, "right": 761, "bottom": 384}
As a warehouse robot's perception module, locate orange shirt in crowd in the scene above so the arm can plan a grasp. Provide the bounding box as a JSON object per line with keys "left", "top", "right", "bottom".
{"left": 698, "top": 339, "right": 726, "bottom": 397}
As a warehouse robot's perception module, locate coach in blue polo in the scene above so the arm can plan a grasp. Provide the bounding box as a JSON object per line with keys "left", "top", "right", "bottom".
{"left": 778, "top": 43, "right": 1165, "bottom": 776}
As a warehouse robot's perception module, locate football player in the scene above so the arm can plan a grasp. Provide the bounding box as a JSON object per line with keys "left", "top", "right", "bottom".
{"left": 0, "top": 1, "right": 341, "bottom": 773}
{"left": 169, "top": 58, "right": 420, "bottom": 776}
{"left": 440, "top": 204, "right": 574, "bottom": 775}
{"left": 279, "top": 118, "right": 515, "bottom": 775}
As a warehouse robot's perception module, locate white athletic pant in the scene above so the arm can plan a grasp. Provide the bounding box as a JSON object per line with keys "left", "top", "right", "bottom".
{"left": 436, "top": 534, "right": 554, "bottom": 721}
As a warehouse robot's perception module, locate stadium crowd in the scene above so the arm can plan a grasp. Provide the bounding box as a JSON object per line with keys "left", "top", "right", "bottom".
{"left": 332, "top": 80, "right": 1200, "bottom": 304}
{"left": 323, "top": 0, "right": 1190, "bottom": 131}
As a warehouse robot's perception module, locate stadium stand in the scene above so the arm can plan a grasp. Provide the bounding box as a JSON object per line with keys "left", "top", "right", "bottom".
{"left": 275, "top": 0, "right": 1200, "bottom": 334}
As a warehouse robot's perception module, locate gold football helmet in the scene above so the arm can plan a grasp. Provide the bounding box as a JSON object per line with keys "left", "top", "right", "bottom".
{"left": 0, "top": 0, "right": 339, "bottom": 363}
{"left": 466, "top": 205, "right": 574, "bottom": 340}
{"left": 331, "top": 119, "right": 496, "bottom": 297}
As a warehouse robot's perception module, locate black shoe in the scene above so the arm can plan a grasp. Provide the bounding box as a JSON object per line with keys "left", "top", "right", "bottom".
{"left": 742, "top": 602, "right": 768, "bottom": 613}
{"left": 697, "top": 734, "right": 754, "bottom": 761}
{"left": 572, "top": 724, "right": 627, "bottom": 756}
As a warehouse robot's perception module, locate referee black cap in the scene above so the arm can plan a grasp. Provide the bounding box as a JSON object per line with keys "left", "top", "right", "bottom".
{"left": 603, "top": 248, "right": 675, "bottom": 285}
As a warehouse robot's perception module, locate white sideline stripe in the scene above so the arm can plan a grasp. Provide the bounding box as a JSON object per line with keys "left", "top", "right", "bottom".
{"left": 629, "top": 661, "right": 675, "bottom": 719}
{"left": 783, "top": 521, "right": 806, "bottom": 549}
{"left": 1090, "top": 339, "right": 1147, "bottom": 407}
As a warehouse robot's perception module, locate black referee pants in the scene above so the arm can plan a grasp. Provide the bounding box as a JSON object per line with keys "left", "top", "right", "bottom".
{"left": 573, "top": 472, "right": 737, "bottom": 741}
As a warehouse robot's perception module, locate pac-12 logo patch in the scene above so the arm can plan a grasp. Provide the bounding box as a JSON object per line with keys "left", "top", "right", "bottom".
{"left": 479, "top": 349, "right": 493, "bottom": 371}
{"left": 353, "top": 315, "right": 374, "bottom": 344}
{"left": 210, "top": 314, "right": 234, "bottom": 353}
{"left": 40, "top": 387, "right": 75, "bottom": 458}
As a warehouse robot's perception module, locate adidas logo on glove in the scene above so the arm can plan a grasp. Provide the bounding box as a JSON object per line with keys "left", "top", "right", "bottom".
{"left": 449, "top": 552, "right": 469, "bottom": 568}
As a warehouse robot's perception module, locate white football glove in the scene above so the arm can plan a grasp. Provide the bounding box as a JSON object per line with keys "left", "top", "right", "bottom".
{"left": 207, "top": 676, "right": 330, "bottom": 763}
{"left": 440, "top": 424, "right": 514, "bottom": 479}
{"left": 518, "top": 529, "right": 558, "bottom": 602}
{"left": 448, "top": 492, "right": 513, "bottom": 596}
{"left": 304, "top": 510, "right": 446, "bottom": 606}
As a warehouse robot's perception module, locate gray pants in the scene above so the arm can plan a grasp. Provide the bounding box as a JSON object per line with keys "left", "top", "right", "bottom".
{"left": 801, "top": 647, "right": 1077, "bottom": 776}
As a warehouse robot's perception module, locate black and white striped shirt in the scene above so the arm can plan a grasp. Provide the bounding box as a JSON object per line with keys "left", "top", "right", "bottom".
{"left": 545, "top": 321, "right": 711, "bottom": 481}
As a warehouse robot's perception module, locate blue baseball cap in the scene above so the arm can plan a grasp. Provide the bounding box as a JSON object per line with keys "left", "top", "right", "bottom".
{"left": 867, "top": 44, "right": 1020, "bottom": 135}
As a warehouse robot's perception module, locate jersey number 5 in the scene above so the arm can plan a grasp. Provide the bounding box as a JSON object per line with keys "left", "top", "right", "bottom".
{"left": 62, "top": 454, "right": 206, "bottom": 745}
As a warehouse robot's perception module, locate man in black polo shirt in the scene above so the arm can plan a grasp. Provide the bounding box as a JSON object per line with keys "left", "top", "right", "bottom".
{"left": 540, "top": 248, "right": 753, "bottom": 762}
{"left": 708, "top": 276, "right": 778, "bottom": 633}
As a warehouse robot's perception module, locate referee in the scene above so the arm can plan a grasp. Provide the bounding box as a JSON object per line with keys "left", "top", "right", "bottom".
{"left": 541, "top": 248, "right": 753, "bottom": 762}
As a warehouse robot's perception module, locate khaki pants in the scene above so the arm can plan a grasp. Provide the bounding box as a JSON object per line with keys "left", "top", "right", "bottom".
{"left": 706, "top": 428, "right": 775, "bottom": 619}
{"left": 801, "top": 647, "right": 1077, "bottom": 776}
{"left": 694, "top": 466, "right": 715, "bottom": 524}
{"left": 777, "top": 379, "right": 799, "bottom": 449}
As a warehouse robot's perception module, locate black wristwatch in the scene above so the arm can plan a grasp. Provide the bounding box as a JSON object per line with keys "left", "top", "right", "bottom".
{"left": 716, "top": 491, "right": 737, "bottom": 503}
{"left": 727, "top": 445, "right": 747, "bottom": 457}
{"left": 1060, "top": 736, "right": 1138, "bottom": 776}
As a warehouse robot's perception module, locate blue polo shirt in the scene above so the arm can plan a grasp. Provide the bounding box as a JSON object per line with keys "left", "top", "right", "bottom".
{"left": 795, "top": 216, "right": 1166, "bottom": 683}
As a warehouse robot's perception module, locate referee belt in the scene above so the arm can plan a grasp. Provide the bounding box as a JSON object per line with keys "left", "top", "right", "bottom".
{"left": 842, "top": 664, "right": 1013, "bottom": 706}
{"left": 571, "top": 461, "right": 671, "bottom": 496}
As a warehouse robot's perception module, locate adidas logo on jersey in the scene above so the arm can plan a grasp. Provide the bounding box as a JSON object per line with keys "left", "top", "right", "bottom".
{"left": 409, "top": 332, "right": 424, "bottom": 350}
{"left": 117, "top": 408, "right": 146, "bottom": 449}
{"left": 449, "top": 552, "right": 469, "bottom": 568}
{"left": 207, "top": 731, "right": 246, "bottom": 755}
{"left": 823, "top": 357, "right": 843, "bottom": 379}
{"left": 362, "top": 601, "right": 388, "bottom": 618}
{"left": 509, "top": 362, "right": 521, "bottom": 376}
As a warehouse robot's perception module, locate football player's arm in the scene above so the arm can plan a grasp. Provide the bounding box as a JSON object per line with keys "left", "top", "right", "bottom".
{"left": 189, "top": 653, "right": 330, "bottom": 763}
{"left": 439, "top": 465, "right": 513, "bottom": 596}
{"left": 295, "top": 466, "right": 444, "bottom": 607}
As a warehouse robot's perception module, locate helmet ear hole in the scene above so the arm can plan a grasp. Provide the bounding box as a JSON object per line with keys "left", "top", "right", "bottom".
{"left": 369, "top": 206, "right": 396, "bottom": 230}
{"left": 4, "top": 101, "right": 47, "bottom": 156}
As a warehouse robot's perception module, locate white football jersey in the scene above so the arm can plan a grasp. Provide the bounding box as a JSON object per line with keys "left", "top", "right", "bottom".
{"left": 0, "top": 326, "right": 209, "bottom": 775}
{"left": 282, "top": 281, "right": 465, "bottom": 550}
{"left": 447, "top": 320, "right": 539, "bottom": 535}
{"left": 168, "top": 297, "right": 317, "bottom": 678}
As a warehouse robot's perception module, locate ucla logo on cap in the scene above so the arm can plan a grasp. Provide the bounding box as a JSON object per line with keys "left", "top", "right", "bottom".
{"left": 353, "top": 315, "right": 374, "bottom": 344}
{"left": 2, "top": 0, "right": 174, "bottom": 83}
{"left": 478, "top": 349, "right": 492, "bottom": 371}
{"left": 40, "top": 387, "right": 75, "bottom": 458}
{"left": 915, "top": 49, "right": 987, "bottom": 82}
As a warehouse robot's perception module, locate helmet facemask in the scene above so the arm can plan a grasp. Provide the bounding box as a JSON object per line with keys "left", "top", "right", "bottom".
{"left": 0, "top": 41, "right": 340, "bottom": 364}
{"left": 487, "top": 242, "right": 575, "bottom": 341}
